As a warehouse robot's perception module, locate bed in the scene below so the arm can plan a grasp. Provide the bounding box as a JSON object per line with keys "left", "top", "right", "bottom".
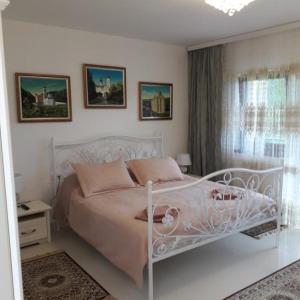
{"left": 51, "top": 135, "right": 283, "bottom": 300}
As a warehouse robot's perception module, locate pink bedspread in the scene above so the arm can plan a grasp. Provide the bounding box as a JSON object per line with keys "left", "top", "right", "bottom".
{"left": 54, "top": 175, "right": 276, "bottom": 288}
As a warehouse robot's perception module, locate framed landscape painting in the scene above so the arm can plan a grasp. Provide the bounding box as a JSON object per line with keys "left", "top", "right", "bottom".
{"left": 139, "top": 82, "right": 173, "bottom": 120}
{"left": 16, "top": 73, "right": 72, "bottom": 123}
{"left": 83, "top": 64, "right": 127, "bottom": 108}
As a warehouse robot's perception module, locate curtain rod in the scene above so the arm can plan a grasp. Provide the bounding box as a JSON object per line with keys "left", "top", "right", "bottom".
{"left": 187, "top": 20, "right": 300, "bottom": 51}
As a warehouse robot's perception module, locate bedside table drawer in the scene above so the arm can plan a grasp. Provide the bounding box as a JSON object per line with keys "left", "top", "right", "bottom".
{"left": 19, "top": 216, "right": 47, "bottom": 245}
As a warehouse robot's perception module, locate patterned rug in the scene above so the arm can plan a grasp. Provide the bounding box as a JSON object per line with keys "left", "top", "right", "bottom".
{"left": 22, "top": 251, "right": 117, "bottom": 300}
{"left": 242, "top": 220, "right": 288, "bottom": 239}
{"left": 224, "top": 259, "right": 300, "bottom": 300}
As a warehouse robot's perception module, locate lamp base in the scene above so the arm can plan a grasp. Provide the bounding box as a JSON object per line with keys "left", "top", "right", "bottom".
{"left": 180, "top": 166, "right": 188, "bottom": 174}
{"left": 16, "top": 193, "right": 24, "bottom": 204}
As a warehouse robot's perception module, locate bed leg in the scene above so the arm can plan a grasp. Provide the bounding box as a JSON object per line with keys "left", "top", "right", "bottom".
{"left": 275, "top": 203, "right": 281, "bottom": 248}
{"left": 147, "top": 181, "right": 154, "bottom": 300}
{"left": 275, "top": 216, "right": 281, "bottom": 248}
{"left": 275, "top": 169, "right": 283, "bottom": 249}
{"left": 148, "top": 262, "right": 153, "bottom": 300}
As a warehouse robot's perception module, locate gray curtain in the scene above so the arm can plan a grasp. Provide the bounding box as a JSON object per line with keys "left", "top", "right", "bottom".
{"left": 188, "top": 45, "right": 223, "bottom": 176}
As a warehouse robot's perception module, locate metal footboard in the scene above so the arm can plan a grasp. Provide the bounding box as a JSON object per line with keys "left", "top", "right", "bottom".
{"left": 147, "top": 167, "right": 283, "bottom": 300}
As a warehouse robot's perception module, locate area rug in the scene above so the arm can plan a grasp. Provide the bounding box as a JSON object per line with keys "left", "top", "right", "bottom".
{"left": 241, "top": 220, "right": 288, "bottom": 239}
{"left": 22, "top": 251, "right": 117, "bottom": 300}
{"left": 224, "top": 259, "right": 300, "bottom": 300}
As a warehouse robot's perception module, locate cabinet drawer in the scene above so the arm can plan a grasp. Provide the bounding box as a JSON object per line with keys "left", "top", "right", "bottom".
{"left": 19, "top": 216, "right": 47, "bottom": 245}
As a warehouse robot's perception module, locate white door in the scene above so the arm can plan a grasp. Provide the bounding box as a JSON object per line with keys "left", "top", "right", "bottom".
{"left": 0, "top": 1, "right": 24, "bottom": 298}
{"left": 0, "top": 141, "right": 15, "bottom": 299}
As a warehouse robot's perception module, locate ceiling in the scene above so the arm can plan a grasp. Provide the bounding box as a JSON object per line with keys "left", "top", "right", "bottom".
{"left": 3, "top": 0, "right": 300, "bottom": 47}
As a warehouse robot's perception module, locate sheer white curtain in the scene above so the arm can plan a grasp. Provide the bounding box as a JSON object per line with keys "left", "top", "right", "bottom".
{"left": 222, "top": 66, "right": 300, "bottom": 228}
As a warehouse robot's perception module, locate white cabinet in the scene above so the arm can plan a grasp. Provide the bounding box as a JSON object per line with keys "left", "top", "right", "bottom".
{"left": 17, "top": 201, "right": 51, "bottom": 247}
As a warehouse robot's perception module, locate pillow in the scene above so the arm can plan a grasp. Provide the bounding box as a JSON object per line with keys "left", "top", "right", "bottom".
{"left": 127, "top": 165, "right": 139, "bottom": 184}
{"left": 127, "top": 157, "right": 184, "bottom": 186}
{"left": 72, "top": 159, "right": 136, "bottom": 197}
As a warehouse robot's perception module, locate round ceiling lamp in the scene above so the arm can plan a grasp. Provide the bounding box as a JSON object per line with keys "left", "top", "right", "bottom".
{"left": 205, "top": 0, "right": 256, "bottom": 16}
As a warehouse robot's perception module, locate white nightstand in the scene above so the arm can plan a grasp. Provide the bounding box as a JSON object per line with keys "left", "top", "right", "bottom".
{"left": 17, "top": 200, "right": 52, "bottom": 248}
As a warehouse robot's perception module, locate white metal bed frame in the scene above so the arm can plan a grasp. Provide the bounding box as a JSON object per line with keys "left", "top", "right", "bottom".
{"left": 51, "top": 135, "right": 283, "bottom": 300}
{"left": 146, "top": 167, "right": 282, "bottom": 300}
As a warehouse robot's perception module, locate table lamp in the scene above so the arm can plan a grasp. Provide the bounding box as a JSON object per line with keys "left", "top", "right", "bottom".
{"left": 14, "top": 173, "right": 24, "bottom": 204}
{"left": 176, "top": 153, "right": 192, "bottom": 174}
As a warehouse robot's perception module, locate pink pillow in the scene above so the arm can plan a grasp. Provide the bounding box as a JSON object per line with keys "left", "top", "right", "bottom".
{"left": 72, "top": 159, "right": 136, "bottom": 197}
{"left": 127, "top": 157, "right": 184, "bottom": 186}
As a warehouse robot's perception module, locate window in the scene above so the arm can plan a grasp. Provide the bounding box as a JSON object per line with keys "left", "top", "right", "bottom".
{"left": 223, "top": 67, "right": 300, "bottom": 227}
{"left": 235, "top": 75, "right": 287, "bottom": 158}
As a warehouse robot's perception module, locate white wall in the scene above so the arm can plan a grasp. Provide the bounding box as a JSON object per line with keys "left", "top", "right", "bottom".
{"left": 224, "top": 27, "right": 300, "bottom": 74}
{"left": 3, "top": 20, "right": 188, "bottom": 203}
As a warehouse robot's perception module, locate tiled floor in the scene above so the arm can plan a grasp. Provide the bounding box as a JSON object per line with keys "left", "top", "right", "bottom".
{"left": 21, "top": 228, "right": 300, "bottom": 300}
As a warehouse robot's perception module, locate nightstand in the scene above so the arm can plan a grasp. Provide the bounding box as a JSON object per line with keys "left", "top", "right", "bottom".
{"left": 17, "top": 200, "right": 52, "bottom": 248}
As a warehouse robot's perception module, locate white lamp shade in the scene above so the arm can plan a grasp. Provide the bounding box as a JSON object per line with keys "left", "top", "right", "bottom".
{"left": 176, "top": 153, "right": 192, "bottom": 166}
{"left": 14, "top": 173, "right": 24, "bottom": 194}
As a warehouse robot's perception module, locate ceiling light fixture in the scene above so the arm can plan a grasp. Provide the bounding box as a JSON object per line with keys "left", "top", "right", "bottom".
{"left": 205, "top": 0, "right": 256, "bottom": 16}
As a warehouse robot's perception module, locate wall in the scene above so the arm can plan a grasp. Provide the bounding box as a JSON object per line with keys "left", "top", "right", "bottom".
{"left": 3, "top": 20, "right": 188, "bottom": 203}
{"left": 224, "top": 27, "right": 300, "bottom": 74}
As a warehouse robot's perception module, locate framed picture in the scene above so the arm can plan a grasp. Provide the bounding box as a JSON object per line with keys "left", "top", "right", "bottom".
{"left": 83, "top": 64, "right": 127, "bottom": 108}
{"left": 139, "top": 82, "right": 173, "bottom": 120}
{"left": 15, "top": 73, "right": 72, "bottom": 123}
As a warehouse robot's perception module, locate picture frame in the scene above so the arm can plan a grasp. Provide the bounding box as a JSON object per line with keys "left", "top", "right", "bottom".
{"left": 15, "top": 73, "right": 72, "bottom": 123}
{"left": 139, "top": 82, "right": 173, "bottom": 121}
{"left": 83, "top": 64, "right": 127, "bottom": 108}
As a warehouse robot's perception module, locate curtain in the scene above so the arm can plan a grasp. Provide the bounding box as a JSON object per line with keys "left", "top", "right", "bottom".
{"left": 188, "top": 45, "right": 223, "bottom": 176}
{"left": 222, "top": 66, "right": 300, "bottom": 228}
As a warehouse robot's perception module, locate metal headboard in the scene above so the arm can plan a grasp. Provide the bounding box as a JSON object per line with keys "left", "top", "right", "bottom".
{"left": 50, "top": 135, "right": 164, "bottom": 196}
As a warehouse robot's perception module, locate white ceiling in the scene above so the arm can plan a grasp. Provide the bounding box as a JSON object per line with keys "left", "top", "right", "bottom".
{"left": 3, "top": 0, "right": 300, "bottom": 47}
